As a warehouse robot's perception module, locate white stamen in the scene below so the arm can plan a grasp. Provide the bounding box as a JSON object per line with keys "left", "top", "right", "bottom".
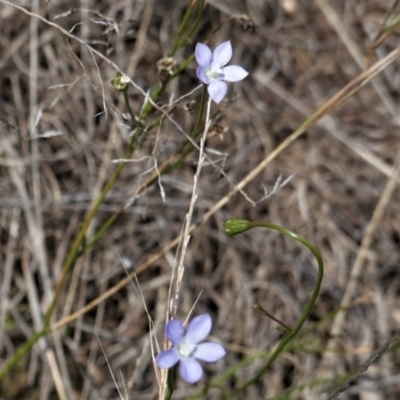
{"left": 178, "top": 342, "right": 197, "bottom": 357}
{"left": 206, "top": 67, "right": 223, "bottom": 81}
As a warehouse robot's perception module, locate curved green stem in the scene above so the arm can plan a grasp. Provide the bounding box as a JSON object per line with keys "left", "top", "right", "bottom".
{"left": 188, "top": 303, "right": 356, "bottom": 399}
{"left": 223, "top": 218, "right": 324, "bottom": 392}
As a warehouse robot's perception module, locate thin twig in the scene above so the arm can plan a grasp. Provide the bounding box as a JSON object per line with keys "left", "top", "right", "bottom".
{"left": 160, "top": 97, "right": 212, "bottom": 399}
{"left": 333, "top": 141, "right": 400, "bottom": 336}
{"left": 325, "top": 331, "right": 400, "bottom": 400}
{"left": 171, "top": 97, "right": 212, "bottom": 318}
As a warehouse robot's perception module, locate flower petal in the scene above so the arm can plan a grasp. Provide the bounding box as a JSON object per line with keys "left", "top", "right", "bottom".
{"left": 222, "top": 65, "right": 249, "bottom": 82}
{"left": 156, "top": 348, "right": 180, "bottom": 369}
{"left": 194, "top": 342, "right": 226, "bottom": 362}
{"left": 195, "top": 43, "right": 212, "bottom": 68}
{"left": 179, "top": 357, "right": 203, "bottom": 383}
{"left": 196, "top": 66, "right": 209, "bottom": 85}
{"left": 185, "top": 314, "right": 212, "bottom": 344}
{"left": 207, "top": 80, "right": 227, "bottom": 104}
{"left": 165, "top": 319, "right": 185, "bottom": 345}
{"left": 211, "top": 41, "right": 232, "bottom": 68}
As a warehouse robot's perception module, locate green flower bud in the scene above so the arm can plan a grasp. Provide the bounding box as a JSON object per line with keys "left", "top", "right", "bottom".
{"left": 112, "top": 73, "right": 130, "bottom": 92}
{"left": 223, "top": 218, "right": 250, "bottom": 236}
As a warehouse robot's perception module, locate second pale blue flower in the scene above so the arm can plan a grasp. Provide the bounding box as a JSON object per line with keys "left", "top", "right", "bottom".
{"left": 156, "top": 314, "right": 226, "bottom": 383}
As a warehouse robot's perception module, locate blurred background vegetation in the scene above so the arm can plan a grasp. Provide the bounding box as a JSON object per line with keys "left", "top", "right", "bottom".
{"left": 0, "top": 0, "right": 400, "bottom": 399}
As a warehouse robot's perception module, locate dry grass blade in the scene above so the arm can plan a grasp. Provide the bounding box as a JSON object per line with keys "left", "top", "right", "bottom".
{"left": 332, "top": 149, "right": 400, "bottom": 336}
{"left": 325, "top": 331, "right": 400, "bottom": 400}
{"left": 315, "top": 0, "right": 397, "bottom": 116}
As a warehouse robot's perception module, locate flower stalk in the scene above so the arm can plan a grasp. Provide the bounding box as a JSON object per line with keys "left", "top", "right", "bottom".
{"left": 223, "top": 218, "right": 324, "bottom": 391}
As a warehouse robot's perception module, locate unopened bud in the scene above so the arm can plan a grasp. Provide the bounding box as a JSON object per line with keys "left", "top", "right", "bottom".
{"left": 112, "top": 73, "right": 130, "bottom": 91}
{"left": 223, "top": 218, "right": 250, "bottom": 236}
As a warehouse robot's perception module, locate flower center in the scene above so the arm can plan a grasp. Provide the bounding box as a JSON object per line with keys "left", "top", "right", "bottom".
{"left": 177, "top": 342, "right": 197, "bottom": 357}
{"left": 206, "top": 67, "right": 223, "bottom": 81}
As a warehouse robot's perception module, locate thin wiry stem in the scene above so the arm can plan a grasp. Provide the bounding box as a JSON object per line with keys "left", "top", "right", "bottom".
{"left": 170, "top": 96, "right": 212, "bottom": 319}
{"left": 161, "top": 97, "right": 212, "bottom": 399}
{"left": 96, "top": 333, "right": 127, "bottom": 400}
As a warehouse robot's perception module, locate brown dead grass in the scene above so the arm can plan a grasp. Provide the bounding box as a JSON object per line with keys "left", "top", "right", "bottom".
{"left": 1, "top": 0, "right": 400, "bottom": 399}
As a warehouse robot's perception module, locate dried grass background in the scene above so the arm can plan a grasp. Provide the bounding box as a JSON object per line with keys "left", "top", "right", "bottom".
{"left": 1, "top": 0, "right": 400, "bottom": 399}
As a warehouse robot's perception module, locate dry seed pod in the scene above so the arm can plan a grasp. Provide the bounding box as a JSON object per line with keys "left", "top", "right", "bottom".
{"left": 207, "top": 124, "right": 228, "bottom": 139}
{"left": 234, "top": 14, "right": 255, "bottom": 32}
{"left": 182, "top": 100, "right": 196, "bottom": 115}
{"left": 157, "top": 57, "right": 177, "bottom": 84}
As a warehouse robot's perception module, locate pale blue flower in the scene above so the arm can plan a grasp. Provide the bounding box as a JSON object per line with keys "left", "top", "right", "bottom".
{"left": 195, "top": 41, "right": 248, "bottom": 104}
{"left": 156, "top": 314, "right": 226, "bottom": 383}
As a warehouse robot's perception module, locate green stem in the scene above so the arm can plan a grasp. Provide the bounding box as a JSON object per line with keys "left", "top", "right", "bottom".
{"left": 169, "top": 0, "right": 197, "bottom": 56}
{"left": 17, "top": 76, "right": 204, "bottom": 366}
{"left": 140, "top": 52, "right": 195, "bottom": 119}
{"left": 123, "top": 88, "right": 144, "bottom": 131}
{"left": 177, "top": 0, "right": 207, "bottom": 49}
{"left": 0, "top": 89, "right": 145, "bottom": 382}
{"left": 44, "top": 153, "right": 131, "bottom": 326}
{"left": 44, "top": 91, "right": 142, "bottom": 327}
{"left": 224, "top": 218, "right": 324, "bottom": 392}
{"left": 375, "top": 13, "right": 400, "bottom": 43}
{"left": 0, "top": 328, "right": 49, "bottom": 381}
{"left": 163, "top": 369, "right": 175, "bottom": 400}
{"left": 190, "top": 84, "right": 207, "bottom": 139}
{"left": 169, "top": 84, "right": 207, "bottom": 171}
{"left": 139, "top": 83, "right": 163, "bottom": 119}
{"left": 171, "top": 53, "right": 195, "bottom": 80}
{"left": 80, "top": 85, "right": 207, "bottom": 254}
